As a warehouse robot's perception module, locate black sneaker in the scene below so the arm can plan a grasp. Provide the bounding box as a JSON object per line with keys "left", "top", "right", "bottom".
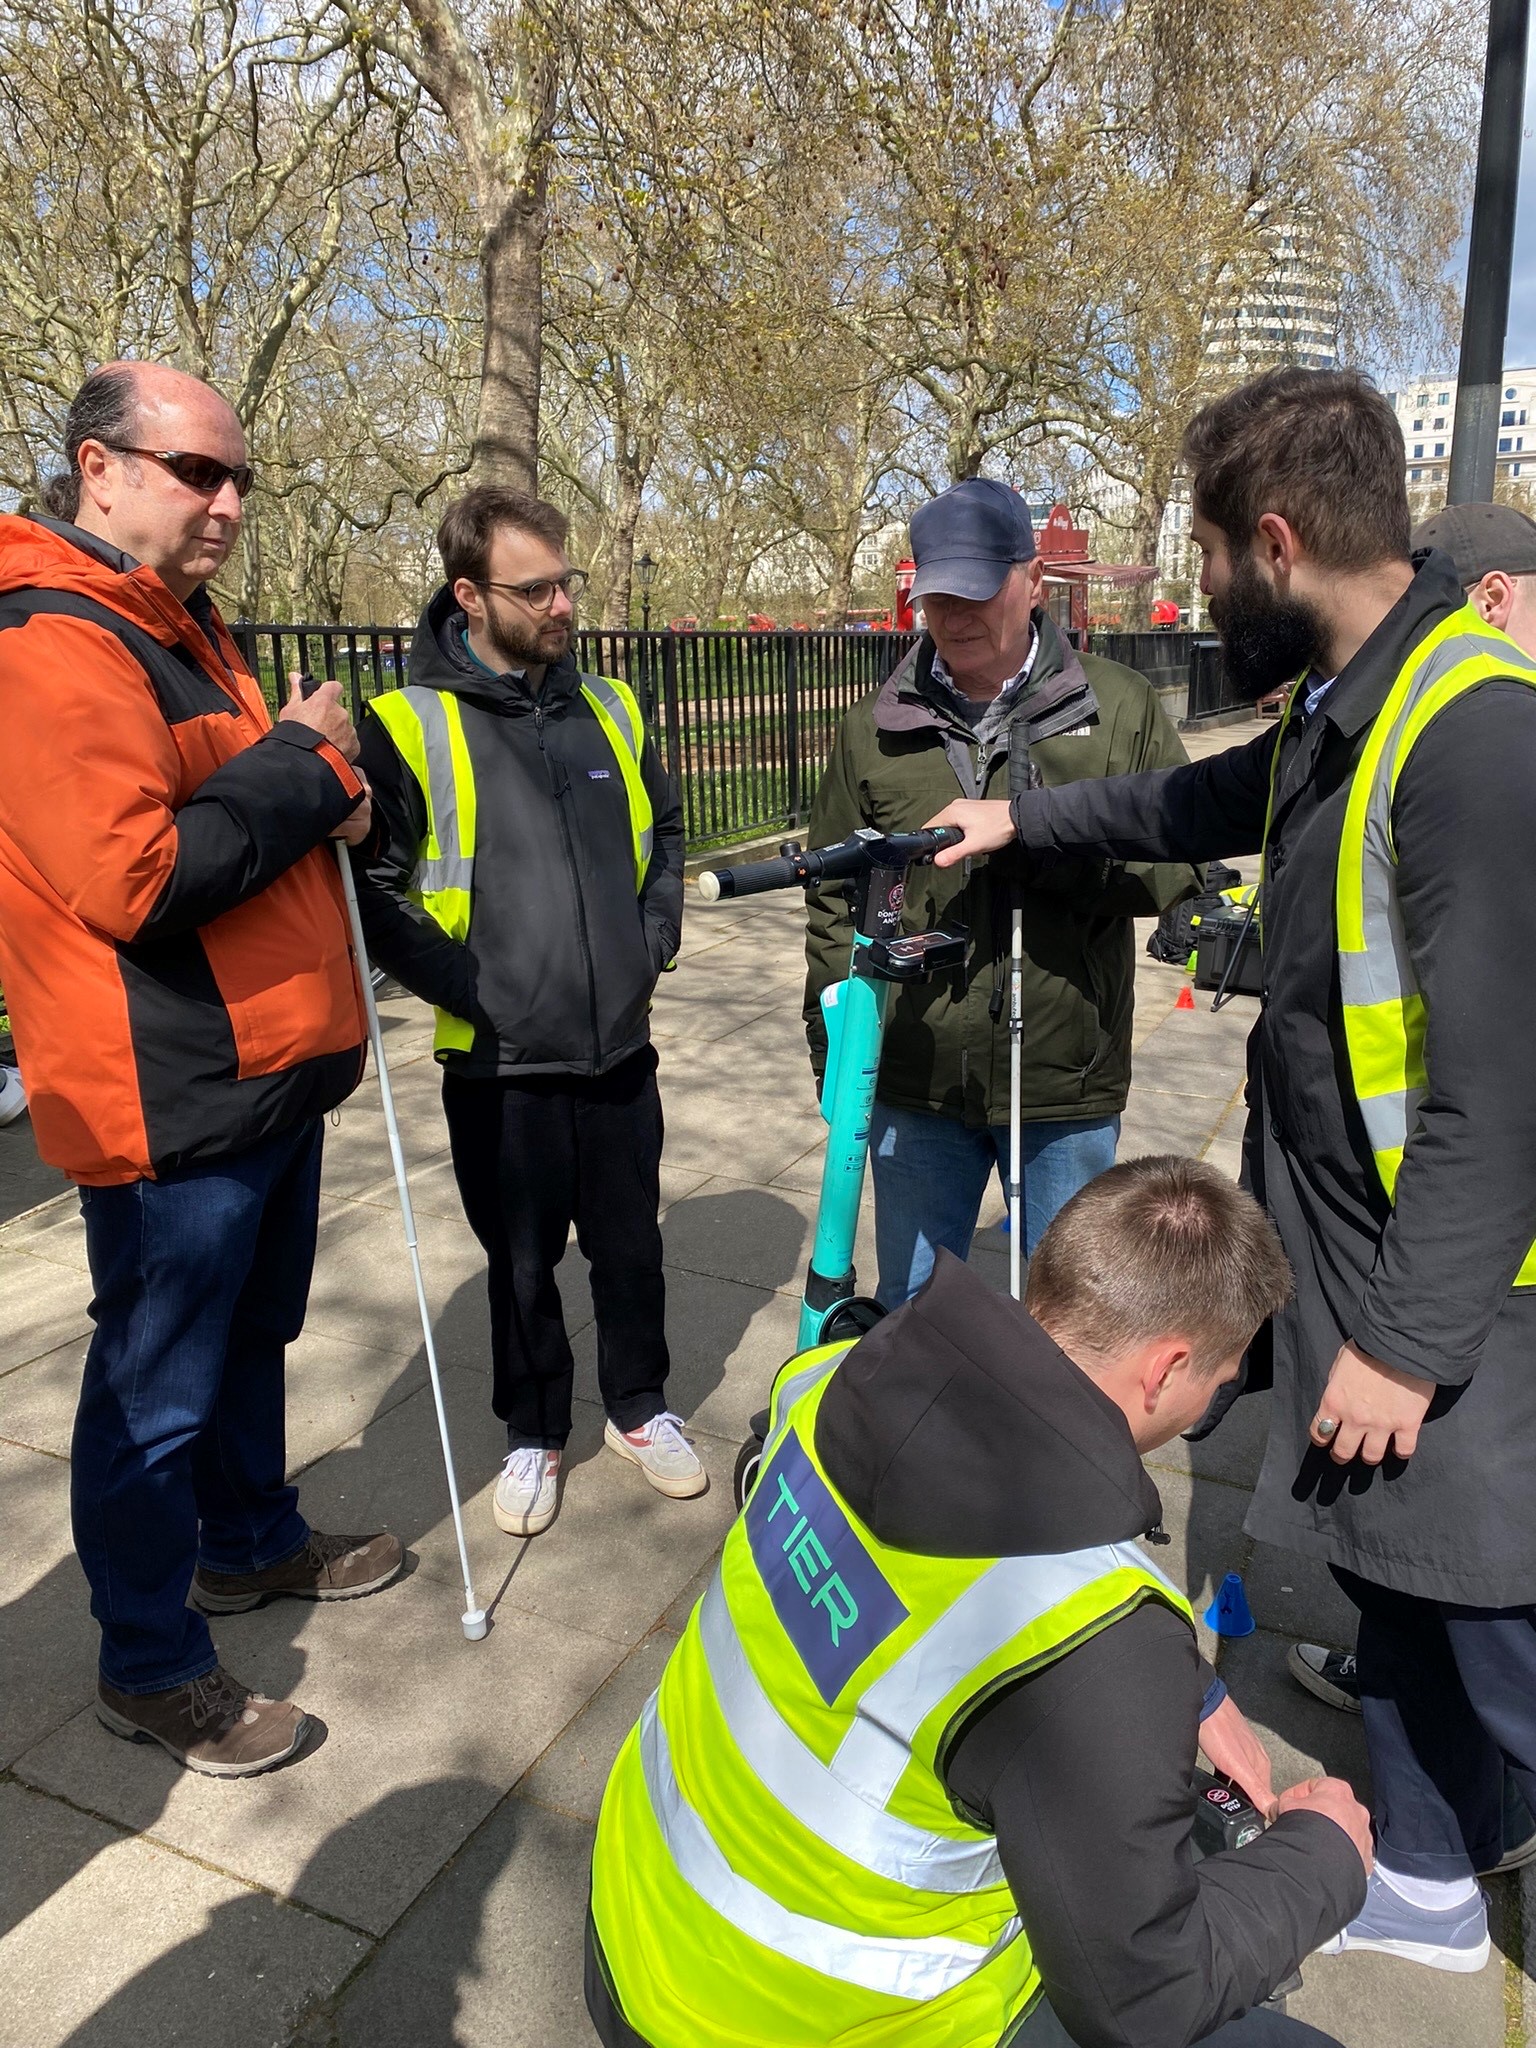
{"left": 1287, "top": 1641, "right": 1361, "bottom": 1713}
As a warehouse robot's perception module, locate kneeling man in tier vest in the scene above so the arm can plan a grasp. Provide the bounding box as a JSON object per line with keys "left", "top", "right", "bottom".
{"left": 588, "top": 1158, "right": 1371, "bottom": 2048}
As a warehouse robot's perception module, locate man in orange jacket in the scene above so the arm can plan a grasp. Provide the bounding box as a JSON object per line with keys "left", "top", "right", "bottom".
{"left": 0, "top": 362, "right": 401, "bottom": 1777}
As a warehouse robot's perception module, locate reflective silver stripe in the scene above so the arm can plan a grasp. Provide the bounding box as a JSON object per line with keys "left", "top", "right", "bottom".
{"left": 639, "top": 1695, "right": 1019, "bottom": 1999}
{"left": 584, "top": 674, "right": 654, "bottom": 869}
{"left": 414, "top": 852, "right": 474, "bottom": 894}
{"left": 1357, "top": 1086, "right": 1425, "bottom": 1156}
{"left": 400, "top": 687, "right": 471, "bottom": 895}
{"left": 700, "top": 1576, "right": 1004, "bottom": 1895}
{"left": 1349, "top": 629, "right": 1536, "bottom": 1009}
{"left": 835, "top": 1542, "right": 1156, "bottom": 1803}
{"left": 768, "top": 1352, "right": 843, "bottom": 1434}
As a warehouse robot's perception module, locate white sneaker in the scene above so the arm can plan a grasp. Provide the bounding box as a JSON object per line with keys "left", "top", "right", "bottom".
{"left": 1316, "top": 1870, "right": 1491, "bottom": 1972}
{"left": 0, "top": 1066, "right": 26, "bottom": 1126}
{"left": 604, "top": 1412, "right": 708, "bottom": 1499}
{"left": 493, "top": 1447, "right": 561, "bottom": 1536}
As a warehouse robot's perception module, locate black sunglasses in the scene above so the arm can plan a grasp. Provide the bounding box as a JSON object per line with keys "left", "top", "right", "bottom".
{"left": 103, "top": 444, "right": 255, "bottom": 499}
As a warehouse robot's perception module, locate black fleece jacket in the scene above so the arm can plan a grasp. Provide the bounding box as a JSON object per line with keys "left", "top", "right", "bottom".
{"left": 355, "top": 589, "right": 684, "bottom": 1078}
{"left": 815, "top": 1254, "right": 1364, "bottom": 2048}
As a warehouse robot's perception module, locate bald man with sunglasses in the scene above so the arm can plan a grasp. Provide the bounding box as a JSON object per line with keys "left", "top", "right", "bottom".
{"left": 0, "top": 362, "right": 402, "bottom": 1781}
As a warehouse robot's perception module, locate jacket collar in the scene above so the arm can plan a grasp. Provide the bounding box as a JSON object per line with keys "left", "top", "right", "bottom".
{"left": 874, "top": 609, "right": 1098, "bottom": 744}
{"left": 1310, "top": 549, "right": 1466, "bottom": 741}
{"left": 1, "top": 513, "right": 251, "bottom": 704}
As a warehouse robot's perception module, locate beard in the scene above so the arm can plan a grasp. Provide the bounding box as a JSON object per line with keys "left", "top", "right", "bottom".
{"left": 484, "top": 604, "right": 572, "bottom": 671}
{"left": 1208, "top": 552, "right": 1329, "bottom": 703}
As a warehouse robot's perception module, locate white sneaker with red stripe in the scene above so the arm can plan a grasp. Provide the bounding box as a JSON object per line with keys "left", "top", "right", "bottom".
{"left": 493, "top": 1447, "right": 561, "bottom": 1536}
{"left": 605, "top": 1412, "right": 707, "bottom": 1498}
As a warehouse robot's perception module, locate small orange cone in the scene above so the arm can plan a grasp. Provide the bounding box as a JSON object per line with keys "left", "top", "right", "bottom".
{"left": 1175, "top": 983, "right": 1196, "bottom": 1011}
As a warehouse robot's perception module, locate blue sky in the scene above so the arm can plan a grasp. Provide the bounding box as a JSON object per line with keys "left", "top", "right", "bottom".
{"left": 1485, "top": 37, "right": 1536, "bottom": 365}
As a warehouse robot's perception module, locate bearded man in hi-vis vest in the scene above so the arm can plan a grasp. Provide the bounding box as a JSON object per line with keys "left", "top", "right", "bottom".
{"left": 357, "top": 487, "right": 704, "bottom": 1537}
{"left": 929, "top": 368, "right": 1536, "bottom": 1977}
{"left": 588, "top": 1159, "right": 1370, "bottom": 2047}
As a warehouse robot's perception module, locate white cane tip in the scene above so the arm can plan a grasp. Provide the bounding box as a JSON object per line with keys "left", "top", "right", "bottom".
{"left": 696, "top": 871, "right": 721, "bottom": 903}
{"left": 462, "top": 1609, "right": 488, "bottom": 1641}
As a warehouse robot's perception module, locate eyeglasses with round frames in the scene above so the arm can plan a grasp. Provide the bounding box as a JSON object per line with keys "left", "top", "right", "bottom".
{"left": 477, "top": 571, "right": 589, "bottom": 612}
{"left": 101, "top": 445, "right": 255, "bottom": 499}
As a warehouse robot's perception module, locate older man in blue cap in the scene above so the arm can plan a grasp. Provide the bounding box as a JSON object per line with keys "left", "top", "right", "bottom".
{"left": 802, "top": 479, "right": 1200, "bottom": 1305}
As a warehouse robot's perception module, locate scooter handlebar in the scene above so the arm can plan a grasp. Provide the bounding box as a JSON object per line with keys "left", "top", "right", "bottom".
{"left": 698, "top": 826, "right": 964, "bottom": 901}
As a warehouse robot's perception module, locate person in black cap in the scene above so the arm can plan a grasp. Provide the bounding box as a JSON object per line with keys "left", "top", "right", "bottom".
{"left": 801, "top": 477, "right": 1201, "bottom": 1307}
{"left": 1411, "top": 500, "right": 1536, "bottom": 649}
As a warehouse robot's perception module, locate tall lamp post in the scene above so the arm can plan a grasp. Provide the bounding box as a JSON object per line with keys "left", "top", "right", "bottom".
{"left": 1447, "top": 0, "right": 1530, "bottom": 506}
{"left": 636, "top": 550, "right": 657, "bottom": 632}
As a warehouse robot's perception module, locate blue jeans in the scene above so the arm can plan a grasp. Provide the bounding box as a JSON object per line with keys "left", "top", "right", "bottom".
{"left": 870, "top": 1102, "right": 1120, "bottom": 1310}
{"left": 72, "top": 1120, "right": 321, "bottom": 1694}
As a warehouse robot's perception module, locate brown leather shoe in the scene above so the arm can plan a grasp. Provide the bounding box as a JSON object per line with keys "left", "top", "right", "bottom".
{"left": 192, "top": 1529, "right": 404, "bottom": 1613}
{"left": 97, "top": 1666, "right": 311, "bottom": 1777}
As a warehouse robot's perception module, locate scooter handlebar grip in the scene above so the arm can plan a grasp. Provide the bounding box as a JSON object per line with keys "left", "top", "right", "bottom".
{"left": 699, "top": 855, "right": 802, "bottom": 900}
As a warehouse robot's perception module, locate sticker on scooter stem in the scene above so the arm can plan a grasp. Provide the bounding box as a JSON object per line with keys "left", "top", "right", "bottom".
{"left": 745, "top": 1433, "right": 908, "bottom": 1702}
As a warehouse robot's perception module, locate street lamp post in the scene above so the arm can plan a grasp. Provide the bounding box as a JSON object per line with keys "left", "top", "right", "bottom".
{"left": 1447, "top": 0, "right": 1530, "bottom": 507}
{"left": 636, "top": 550, "right": 657, "bottom": 632}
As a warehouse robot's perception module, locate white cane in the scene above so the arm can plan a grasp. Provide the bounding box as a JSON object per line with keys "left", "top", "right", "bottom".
{"left": 334, "top": 836, "right": 487, "bottom": 1642}
{"left": 1008, "top": 902, "right": 1023, "bottom": 1302}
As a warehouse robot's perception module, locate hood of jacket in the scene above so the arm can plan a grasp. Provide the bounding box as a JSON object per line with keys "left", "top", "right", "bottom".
{"left": 874, "top": 608, "right": 1099, "bottom": 753}
{"left": 814, "top": 1250, "right": 1166, "bottom": 1557}
{"left": 409, "top": 582, "right": 585, "bottom": 717}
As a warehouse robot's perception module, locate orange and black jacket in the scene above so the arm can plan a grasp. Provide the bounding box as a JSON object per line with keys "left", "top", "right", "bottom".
{"left": 0, "top": 515, "right": 369, "bottom": 1183}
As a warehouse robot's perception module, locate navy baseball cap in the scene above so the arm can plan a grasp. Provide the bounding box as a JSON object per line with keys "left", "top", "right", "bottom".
{"left": 910, "top": 479, "right": 1036, "bottom": 602}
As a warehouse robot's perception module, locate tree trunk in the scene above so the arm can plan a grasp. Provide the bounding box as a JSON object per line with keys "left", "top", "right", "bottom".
{"left": 1123, "top": 486, "right": 1168, "bottom": 631}
{"left": 601, "top": 462, "right": 646, "bottom": 627}
{"left": 700, "top": 493, "right": 740, "bottom": 625}
{"left": 473, "top": 179, "right": 547, "bottom": 490}
{"left": 237, "top": 516, "right": 264, "bottom": 622}
{"left": 823, "top": 529, "right": 860, "bottom": 628}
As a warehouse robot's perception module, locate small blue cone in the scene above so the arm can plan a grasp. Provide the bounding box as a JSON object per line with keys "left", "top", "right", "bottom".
{"left": 1204, "top": 1571, "right": 1256, "bottom": 1638}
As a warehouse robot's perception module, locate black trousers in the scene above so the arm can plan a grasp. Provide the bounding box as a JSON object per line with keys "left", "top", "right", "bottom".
{"left": 443, "top": 1047, "right": 670, "bottom": 1449}
{"left": 1019, "top": 2002, "right": 1340, "bottom": 2046}
{"left": 1334, "top": 1565, "right": 1536, "bottom": 1878}
{"left": 586, "top": 1917, "right": 1342, "bottom": 2048}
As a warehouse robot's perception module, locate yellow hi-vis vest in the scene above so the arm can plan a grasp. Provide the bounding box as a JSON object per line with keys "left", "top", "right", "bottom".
{"left": 1264, "top": 603, "right": 1536, "bottom": 1287}
{"left": 591, "top": 1343, "right": 1194, "bottom": 2046}
{"left": 369, "top": 674, "right": 654, "bottom": 1055}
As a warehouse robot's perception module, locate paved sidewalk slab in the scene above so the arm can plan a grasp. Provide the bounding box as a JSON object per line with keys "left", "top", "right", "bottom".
{"left": 0, "top": 1782, "right": 367, "bottom": 2048}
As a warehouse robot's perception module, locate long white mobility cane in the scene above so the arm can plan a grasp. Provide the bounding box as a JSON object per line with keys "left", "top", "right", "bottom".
{"left": 1009, "top": 901, "right": 1023, "bottom": 1301}
{"left": 334, "top": 839, "right": 488, "bottom": 1642}
{"left": 1007, "top": 728, "right": 1031, "bottom": 1302}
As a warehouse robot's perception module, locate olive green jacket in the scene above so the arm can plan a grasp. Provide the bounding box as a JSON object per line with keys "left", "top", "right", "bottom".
{"left": 802, "top": 615, "right": 1200, "bottom": 1126}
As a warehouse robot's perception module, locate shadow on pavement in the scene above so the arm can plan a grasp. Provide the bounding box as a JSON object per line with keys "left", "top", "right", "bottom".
{"left": 54, "top": 1780, "right": 499, "bottom": 2048}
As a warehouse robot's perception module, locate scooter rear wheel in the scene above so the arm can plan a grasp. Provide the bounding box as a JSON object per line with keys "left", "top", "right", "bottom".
{"left": 733, "top": 1433, "right": 765, "bottom": 1510}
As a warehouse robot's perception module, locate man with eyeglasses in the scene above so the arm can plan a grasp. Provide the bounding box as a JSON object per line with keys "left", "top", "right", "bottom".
{"left": 0, "top": 362, "right": 402, "bottom": 1781}
{"left": 356, "top": 485, "right": 700, "bottom": 1539}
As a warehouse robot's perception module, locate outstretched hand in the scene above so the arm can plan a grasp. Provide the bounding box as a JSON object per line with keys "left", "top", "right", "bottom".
{"left": 923, "top": 798, "right": 1018, "bottom": 867}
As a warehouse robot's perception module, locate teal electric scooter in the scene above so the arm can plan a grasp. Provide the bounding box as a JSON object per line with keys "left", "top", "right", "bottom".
{"left": 697, "top": 824, "right": 967, "bottom": 1503}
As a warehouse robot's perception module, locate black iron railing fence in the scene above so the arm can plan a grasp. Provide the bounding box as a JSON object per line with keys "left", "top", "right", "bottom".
{"left": 1088, "top": 630, "right": 1246, "bottom": 721}
{"left": 231, "top": 621, "right": 920, "bottom": 851}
